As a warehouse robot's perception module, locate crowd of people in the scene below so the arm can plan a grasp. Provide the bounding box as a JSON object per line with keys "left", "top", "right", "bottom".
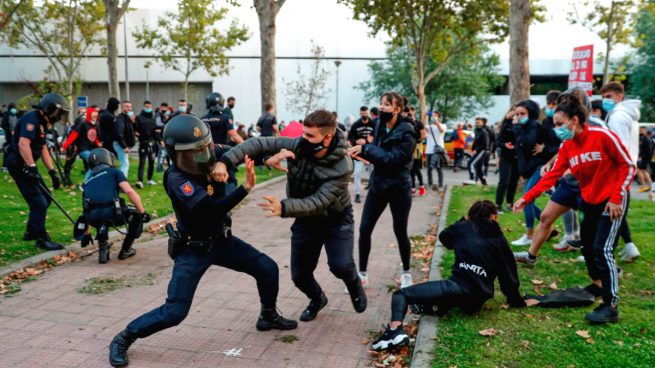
{"left": 0, "top": 79, "right": 651, "bottom": 366}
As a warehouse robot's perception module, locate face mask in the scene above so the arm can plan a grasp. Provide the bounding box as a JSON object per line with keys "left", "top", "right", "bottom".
{"left": 602, "top": 98, "right": 615, "bottom": 112}
{"left": 300, "top": 137, "right": 326, "bottom": 155}
{"left": 228, "top": 104, "right": 235, "bottom": 109}
{"left": 178, "top": 105, "right": 187, "bottom": 113}
{"left": 379, "top": 111, "right": 394, "bottom": 124}
{"left": 545, "top": 108, "right": 554, "bottom": 118}
{"left": 144, "top": 108, "right": 153, "bottom": 113}
{"left": 127, "top": 111, "right": 134, "bottom": 117}
{"left": 554, "top": 124, "right": 574, "bottom": 141}
{"left": 10, "top": 108, "right": 17, "bottom": 115}
{"left": 591, "top": 113, "right": 600, "bottom": 119}
{"left": 519, "top": 117, "right": 529, "bottom": 124}
{"left": 164, "top": 110, "right": 171, "bottom": 116}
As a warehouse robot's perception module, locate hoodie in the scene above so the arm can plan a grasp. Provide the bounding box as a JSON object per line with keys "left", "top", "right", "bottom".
{"left": 606, "top": 99, "right": 640, "bottom": 163}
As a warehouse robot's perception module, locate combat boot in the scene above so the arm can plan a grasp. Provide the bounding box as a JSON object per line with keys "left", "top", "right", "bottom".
{"left": 299, "top": 291, "right": 328, "bottom": 322}
{"left": 346, "top": 278, "right": 368, "bottom": 313}
{"left": 256, "top": 306, "right": 298, "bottom": 331}
{"left": 35, "top": 239, "right": 64, "bottom": 251}
{"left": 109, "top": 329, "right": 137, "bottom": 367}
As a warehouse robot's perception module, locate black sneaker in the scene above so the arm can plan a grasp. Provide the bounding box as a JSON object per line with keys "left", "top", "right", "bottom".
{"left": 584, "top": 303, "right": 618, "bottom": 324}
{"left": 256, "top": 308, "right": 298, "bottom": 331}
{"left": 347, "top": 280, "right": 367, "bottom": 313}
{"left": 109, "top": 329, "right": 137, "bottom": 367}
{"left": 299, "top": 292, "right": 328, "bottom": 322}
{"left": 355, "top": 194, "right": 361, "bottom": 203}
{"left": 583, "top": 283, "right": 604, "bottom": 298}
{"left": 81, "top": 234, "right": 93, "bottom": 248}
{"left": 35, "top": 239, "right": 64, "bottom": 251}
{"left": 567, "top": 238, "right": 583, "bottom": 249}
{"left": 371, "top": 324, "right": 410, "bottom": 351}
{"left": 118, "top": 248, "right": 136, "bottom": 260}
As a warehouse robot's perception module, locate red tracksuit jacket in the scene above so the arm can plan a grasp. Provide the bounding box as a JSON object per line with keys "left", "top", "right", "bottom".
{"left": 524, "top": 124, "right": 635, "bottom": 206}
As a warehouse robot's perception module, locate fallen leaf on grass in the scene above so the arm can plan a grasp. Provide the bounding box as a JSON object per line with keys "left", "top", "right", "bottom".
{"left": 478, "top": 328, "right": 497, "bottom": 337}
{"left": 576, "top": 330, "right": 591, "bottom": 339}
{"left": 531, "top": 279, "right": 544, "bottom": 285}
{"left": 532, "top": 287, "right": 544, "bottom": 296}
{"left": 499, "top": 303, "right": 509, "bottom": 310}
{"left": 361, "top": 338, "right": 369, "bottom": 345}
{"left": 549, "top": 282, "right": 558, "bottom": 290}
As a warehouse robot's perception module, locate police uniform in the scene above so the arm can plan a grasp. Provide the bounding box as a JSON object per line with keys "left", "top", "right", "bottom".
{"left": 5, "top": 109, "right": 62, "bottom": 250}
{"left": 109, "top": 115, "right": 296, "bottom": 368}
{"left": 201, "top": 92, "right": 238, "bottom": 192}
{"left": 82, "top": 154, "right": 144, "bottom": 263}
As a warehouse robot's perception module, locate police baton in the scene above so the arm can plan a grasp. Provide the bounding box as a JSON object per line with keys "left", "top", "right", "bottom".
{"left": 37, "top": 183, "right": 76, "bottom": 225}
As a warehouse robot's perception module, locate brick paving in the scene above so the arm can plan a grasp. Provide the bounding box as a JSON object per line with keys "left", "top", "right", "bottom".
{"left": 0, "top": 179, "right": 439, "bottom": 368}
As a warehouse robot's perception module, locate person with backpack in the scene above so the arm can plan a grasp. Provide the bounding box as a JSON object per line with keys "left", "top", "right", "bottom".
{"left": 113, "top": 100, "right": 136, "bottom": 177}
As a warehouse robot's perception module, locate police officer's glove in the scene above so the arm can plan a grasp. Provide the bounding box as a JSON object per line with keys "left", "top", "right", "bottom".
{"left": 22, "top": 165, "right": 41, "bottom": 183}
{"left": 49, "top": 169, "right": 61, "bottom": 189}
{"left": 141, "top": 211, "right": 151, "bottom": 223}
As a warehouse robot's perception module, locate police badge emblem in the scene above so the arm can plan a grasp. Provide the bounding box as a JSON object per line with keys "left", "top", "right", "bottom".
{"left": 207, "top": 184, "right": 214, "bottom": 196}
{"left": 193, "top": 127, "right": 202, "bottom": 137}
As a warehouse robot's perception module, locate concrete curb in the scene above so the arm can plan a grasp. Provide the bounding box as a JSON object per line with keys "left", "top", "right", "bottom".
{"left": 410, "top": 185, "right": 453, "bottom": 368}
{"left": 0, "top": 175, "right": 287, "bottom": 278}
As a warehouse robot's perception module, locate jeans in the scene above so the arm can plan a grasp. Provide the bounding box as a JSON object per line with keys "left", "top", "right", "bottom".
{"left": 495, "top": 157, "right": 519, "bottom": 207}
{"left": 562, "top": 209, "right": 579, "bottom": 236}
{"left": 353, "top": 160, "right": 372, "bottom": 195}
{"left": 523, "top": 167, "right": 542, "bottom": 229}
{"left": 426, "top": 154, "right": 443, "bottom": 187}
{"left": 359, "top": 182, "right": 412, "bottom": 272}
{"left": 290, "top": 208, "right": 359, "bottom": 301}
{"left": 127, "top": 236, "right": 279, "bottom": 338}
{"left": 113, "top": 141, "right": 129, "bottom": 178}
{"left": 78, "top": 150, "right": 92, "bottom": 181}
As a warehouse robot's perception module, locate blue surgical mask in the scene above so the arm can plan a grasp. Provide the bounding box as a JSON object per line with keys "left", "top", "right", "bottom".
{"left": 10, "top": 108, "right": 17, "bottom": 115}
{"left": 602, "top": 98, "right": 615, "bottom": 112}
{"left": 178, "top": 105, "right": 187, "bottom": 113}
{"left": 164, "top": 110, "right": 171, "bottom": 116}
{"left": 127, "top": 111, "right": 134, "bottom": 117}
{"left": 519, "top": 117, "right": 529, "bottom": 125}
{"left": 591, "top": 113, "right": 600, "bottom": 119}
{"left": 545, "top": 108, "right": 554, "bottom": 118}
{"left": 554, "top": 124, "right": 574, "bottom": 141}
{"left": 144, "top": 108, "right": 153, "bottom": 113}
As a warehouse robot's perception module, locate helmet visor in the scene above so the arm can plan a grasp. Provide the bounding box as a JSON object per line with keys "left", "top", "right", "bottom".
{"left": 175, "top": 143, "right": 216, "bottom": 175}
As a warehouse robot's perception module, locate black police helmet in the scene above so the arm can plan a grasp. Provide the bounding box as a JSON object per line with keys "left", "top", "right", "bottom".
{"left": 163, "top": 114, "right": 216, "bottom": 175}
{"left": 38, "top": 93, "right": 70, "bottom": 123}
{"left": 88, "top": 148, "right": 116, "bottom": 170}
{"left": 205, "top": 92, "right": 225, "bottom": 111}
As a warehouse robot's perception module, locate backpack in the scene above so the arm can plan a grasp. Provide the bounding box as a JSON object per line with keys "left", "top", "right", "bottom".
{"left": 452, "top": 129, "right": 459, "bottom": 141}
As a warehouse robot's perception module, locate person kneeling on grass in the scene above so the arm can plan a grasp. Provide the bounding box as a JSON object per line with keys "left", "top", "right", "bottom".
{"left": 372, "top": 200, "right": 534, "bottom": 351}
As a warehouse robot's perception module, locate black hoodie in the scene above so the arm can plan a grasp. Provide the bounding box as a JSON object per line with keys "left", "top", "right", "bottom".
{"left": 98, "top": 97, "right": 120, "bottom": 148}
{"left": 135, "top": 110, "right": 159, "bottom": 143}
{"left": 439, "top": 218, "right": 526, "bottom": 312}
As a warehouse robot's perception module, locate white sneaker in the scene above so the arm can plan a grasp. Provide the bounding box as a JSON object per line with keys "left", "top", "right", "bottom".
{"left": 620, "top": 242, "right": 640, "bottom": 262}
{"left": 147, "top": 180, "right": 157, "bottom": 185}
{"left": 511, "top": 234, "right": 532, "bottom": 246}
{"left": 576, "top": 255, "right": 586, "bottom": 263}
{"left": 345, "top": 272, "right": 368, "bottom": 293}
{"left": 135, "top": 181, "right": 143, "bottom": 189}
{"left": 400, "top": 272, "right": 413, "bottom": 289}
{"left": 463, "top": 180, "right": 477, "bottom": 185}
{"left": 553, "top": 236, "right": 575, "bottom": 252}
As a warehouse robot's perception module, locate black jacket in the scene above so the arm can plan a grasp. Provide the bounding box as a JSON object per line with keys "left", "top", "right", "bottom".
{"left": 540, "top": 117, "right": 561, "bottom": 163}
{"left": 512, "top": 119, "right": 546, "bottom": 178}
{"left": 348, "top": 118, "right": 375, "bottom": 146}
{"left": 472, "top": 127, "right": 489, "bottom": 153}
{"left": 135, "top": 111, "right": 159, "bottom": 143}
{"left": 439, "top": 219, "right": 525, "bottom": 312}
{"left": 495, "top": 118, "right": 516, "bottom": 160}
{"left": 114, "top": 113, "right": 135, "bottom": 148}
{"left": 221, "top": 129, "right": 353, "bottom": 218}
{"left": 360, "top": 117, "right": 416, "bottom": 190}
{"left": 98, "top": 110, "right": 116, "bottom": 147}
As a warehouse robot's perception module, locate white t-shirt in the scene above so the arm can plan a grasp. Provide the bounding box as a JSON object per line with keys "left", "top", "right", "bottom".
{"left": 425, "top": 124, "right": 445, "bottom": 154}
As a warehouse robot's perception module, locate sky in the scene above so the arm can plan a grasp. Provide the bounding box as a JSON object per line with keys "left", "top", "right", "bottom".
{"left": 130, "top": 0, "right": 635, "bottom": 61}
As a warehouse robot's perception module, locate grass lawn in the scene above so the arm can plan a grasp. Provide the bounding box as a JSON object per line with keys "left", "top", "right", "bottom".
{"left": 0, "top": 155, "right": 283, "bottom": 267}
{"left": 432, "top": 185, "right": 655, "bottom": 368}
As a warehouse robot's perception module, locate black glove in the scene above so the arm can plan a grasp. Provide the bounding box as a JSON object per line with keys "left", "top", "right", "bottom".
{"left": 22, "top": 165, "right": 41, "bottom": 183}
{"left": 141, "top": 211, "right": 151, "bottom": 223}
{"left": 49, "top": 169, "right": 61, "bottom": 189}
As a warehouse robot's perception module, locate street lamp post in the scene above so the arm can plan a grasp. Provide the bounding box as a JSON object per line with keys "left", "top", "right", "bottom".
{"left": 123, "top": 15, "right": 130, "bottom": 100}
{"left": 334, "top": 60, "right": 342, "bottom": 114}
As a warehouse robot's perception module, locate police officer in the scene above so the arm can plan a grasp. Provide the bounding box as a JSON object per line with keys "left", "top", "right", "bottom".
{"left": 5, "top": 93, "right": 66, "bottom": 251}
{"left": 81, "top": 148, "right": 149, "bottom": 263}
{"left": 108, "top": 115, "right": 296, "bottom": 368}
{"left": 201, "top": 92, "right": 243, "bottom": 146}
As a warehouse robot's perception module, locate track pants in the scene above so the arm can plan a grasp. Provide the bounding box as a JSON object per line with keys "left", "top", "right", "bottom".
{"left": 495, "top": 157, "right": 519, "bottom": 207}
{"left": 391, "top": 279, "right": 469, "bottom": 321}
{"left": 580, "top": 197, "right": 626, "bottom": 306}
{"left": 468, "top": 151, "right": 487, "bottom": 184}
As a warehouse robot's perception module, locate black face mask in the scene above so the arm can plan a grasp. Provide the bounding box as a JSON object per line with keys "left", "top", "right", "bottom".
{"left": 300, "top": 138, "right": 326, "bottom": 156}
{"left": 228, "top": 104, "right": 235, "bottom": 109}
{"left": 379, "top": 111, "right": 394, "bottom": 124}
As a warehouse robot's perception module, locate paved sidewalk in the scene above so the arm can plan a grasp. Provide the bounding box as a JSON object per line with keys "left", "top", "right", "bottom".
{"left": 0, "top": 179, "right": 439, "bottom": 368}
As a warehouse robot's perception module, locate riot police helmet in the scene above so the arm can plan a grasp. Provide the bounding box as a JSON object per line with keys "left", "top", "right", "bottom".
{"left": 38, "top": 93, "right": 70, "bottom": 123}
{"left": 88, "top": 148, "right": 116, "bottom": 173}
{"left": 205, "top": 92, "right": 225, "bottom": 112}
{"left": 163, "top": 114, "right": 216, "bottom": 175}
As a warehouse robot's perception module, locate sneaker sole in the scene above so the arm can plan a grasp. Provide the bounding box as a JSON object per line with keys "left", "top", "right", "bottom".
{"left": 372, "top": 335, "right": 410, "bottom": 351}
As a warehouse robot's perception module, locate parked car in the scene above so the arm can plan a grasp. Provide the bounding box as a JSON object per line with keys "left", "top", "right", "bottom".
{"left": 443, "top": 129, "right": 474, "bottom": 168}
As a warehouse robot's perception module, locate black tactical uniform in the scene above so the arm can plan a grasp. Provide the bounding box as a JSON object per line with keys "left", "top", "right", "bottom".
{"left": 200, "top": 92, "right": 238, "bottom": 192}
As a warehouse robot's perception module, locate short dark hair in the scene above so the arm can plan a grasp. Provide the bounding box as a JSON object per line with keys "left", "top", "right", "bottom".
{"left": 121, "top": 100, "right": 130, "bottom": 104}
{"left": 370, "top": 107, "right": 379, "bottom": 116}
{"left": 467, "top": 200, "right": 498, "bottom": 225}
{"left": 144, "top": 100, "right": 152, "bottom": 105}
{"left": 160, "top": 102, "right": 168, "bottom": 107}
{"left": 227, "top": 96, "right": 235, "bottom": 102}
{"left": 432, "top": 111, "right": 441, "bottom": 119}
{"left": 476, "top": 117, "right": 487, "bottom": 125}
{"left": 599, "top": 81, "right": 625, "bottom": 95}
{"left": 332, "top": 111, "right": 338, "bottom": 118}
{"left": 265, "top": 103, "right": 274, "bottom": 111}
{"left": 360, "top": 106, "right": 368, "bottom": 111}
{"left": 303, "top": 109, "right": 337, "bottom": 133}
{"left": 178, "top": 99, "right": 186, "bottom": 103}
{"left": 546, "top": 90, "right": 561, "bottom": 105}
{"left": 381, "top": 92, "right": 405, "bottom": 111}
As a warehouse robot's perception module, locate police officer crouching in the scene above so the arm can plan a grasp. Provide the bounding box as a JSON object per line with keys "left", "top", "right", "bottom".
{"left": 108, "top": 115, "right": 296, "bottom": 368}
{"left": 81, "top": 148, "right": 149, "bottom": 263}
{"left": 5, "top": 93, "right": 66, "bottom": 251}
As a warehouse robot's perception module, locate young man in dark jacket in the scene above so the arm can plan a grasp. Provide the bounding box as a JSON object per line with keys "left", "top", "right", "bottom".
{"left": 213, "top": 109, "right": 367, "bottom": 322}
{"left": 495, "top": 108, "right": 519, "bottom": 213}
{"left": 135, "top": 101, "right": 161, "bottom": 188}
{"left": 371, "top": 200, "right": 528, "bottom": 351}
{"left": 348, "top": 106, "right": 375, "bottom": 203}
{"left": 467, "top": 117, "right": 490, "bottom": 185}
{"left": 113, "top": 101, "right": 136, "bottom": 178}
{"left": 98, "top": 97, "right": 120, "bottom": 152}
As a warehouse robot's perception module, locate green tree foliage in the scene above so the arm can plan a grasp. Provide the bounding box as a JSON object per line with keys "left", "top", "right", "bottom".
{"left": 3, "top": 0, "right": 105, "bottom": 120}
{"left": 629, "top": 2, "right": 655, "bottom": 121}
{"left": 132, "top": 0, "right": 249, "bottom": 101}
{"left": 339, "top": 0, "right": 509, "bottom": 123}
{"left": 359, "top": 44, "right": 503, "bottom": 122}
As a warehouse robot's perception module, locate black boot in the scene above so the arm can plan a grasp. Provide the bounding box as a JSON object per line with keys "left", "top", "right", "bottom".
{"left": 299, "top": 291, "right": 328, "bottom": 322}
{"left": 346, "top": 278, "right": 368, "bottom": 313}
{"left": 256, "top": 306, "right": 298, "bottom": 331}
{"left": 99, "top": 242, "right": 110, "bottom": 264}
{"left": 109, "top": 329, "right": 137, "bottom": 367}
{"left": 35, "top": 239, "right": 64, "bottom": 251}
{"left": 81, "top": 234, "right": 93, "bottom": 248}
{"left": 25, "top": 230, "right": 51, "bottom": 241}
{"left": 118, "top": 248, "right": 136, "bottom": 260}
{"left": 585, "top": 303, "right": 618, "bottom": 324}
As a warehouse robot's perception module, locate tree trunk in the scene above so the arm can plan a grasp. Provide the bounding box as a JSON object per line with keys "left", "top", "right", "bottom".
{"left": 602, "top": 1, "right": 616, "bottom": 85}
{"left": 417, "top": 83, "right": 427, "bottom": 124}
{"left": 509, "top": 0, "right": 531, "bottom": 105}
{"left": 255, "top": 0, "right": 283, "bottom": 114}
{"left": 104, "top": 1, "right": 124, "bottom": 99}
{"left": 66, "top": 77, "right": 74, "bottom": 123}
{"left": 183, "top": 78, "right": 189, "bottom": 102}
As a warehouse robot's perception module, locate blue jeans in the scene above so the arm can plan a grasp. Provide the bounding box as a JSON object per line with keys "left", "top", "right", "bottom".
{"left": 523, "top": 167, "right": 542, "bottom": 229}
{"left": 78, "top": 150, "right": 92, "bottom": 181}
{"left": 112, "top": 142, "right": 129, "bottom": 178}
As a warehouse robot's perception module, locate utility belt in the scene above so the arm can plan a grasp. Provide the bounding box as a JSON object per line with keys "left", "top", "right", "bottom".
{"left": 165, "top": 222, "right": 232, "bottom": 259}
{"left": 83, "top": 198, "right": 124, "bottom": 217}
